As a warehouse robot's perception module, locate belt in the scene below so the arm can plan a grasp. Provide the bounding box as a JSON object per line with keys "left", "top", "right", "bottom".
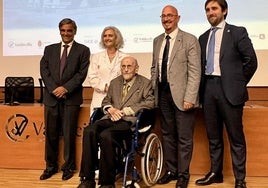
{"left": 205, "top": 75, "right": 221, "bottom": 79}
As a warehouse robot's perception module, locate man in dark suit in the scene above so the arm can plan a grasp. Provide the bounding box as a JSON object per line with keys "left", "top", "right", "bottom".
{"left": 77, "top": 56, "right": 155, "bottom": 188}
{"left": 40, "top": 18, "right": 90, "bottom": 181}
{"left": 151, "top": 5, "right": 201, "bottom": 188}
{"left": 195, "top": 1, "right": 257, "bottom": 188}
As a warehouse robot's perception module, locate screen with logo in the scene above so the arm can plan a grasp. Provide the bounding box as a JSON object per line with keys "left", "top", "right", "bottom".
{"left": 3, "top": 0, "right": 268, "bottom": 56}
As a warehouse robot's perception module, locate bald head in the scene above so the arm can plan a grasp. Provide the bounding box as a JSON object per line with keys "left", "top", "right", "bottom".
{"left": 162, "top": 5, "right": 178, "bottom": 15}
{"left": 161, "top": 5, "right": 180, "bottom": 34}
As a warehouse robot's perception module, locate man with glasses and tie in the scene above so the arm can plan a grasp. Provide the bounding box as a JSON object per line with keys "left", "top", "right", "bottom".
{"left": 40, "top": 18, "right": 90, "bottom": 181}
{"left": 196, "top": 1, "right": 257, "bottom": 188}
{"left": 151, "top": 5, "right": 201, "bottom": 188}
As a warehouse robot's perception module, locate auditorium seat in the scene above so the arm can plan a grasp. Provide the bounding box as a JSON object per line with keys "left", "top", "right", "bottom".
{"left": 4, "top": 76, "right": 34, "bottom": 105}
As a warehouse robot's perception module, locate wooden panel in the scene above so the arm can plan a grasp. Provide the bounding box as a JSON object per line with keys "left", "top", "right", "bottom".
{"left": 1, "top": 86, "right": 268, "bottom": 104}
{"left": 0, "top": 104, "right": 268, "bottom": 176}
{"left": 0, "top": 104, "right": 89, "bottom": 170}
{"left": 191, "top": 106, "right": 268, "bottom": 176}
{"left": 248, "top": 87, "right": 268, "bottom": 101}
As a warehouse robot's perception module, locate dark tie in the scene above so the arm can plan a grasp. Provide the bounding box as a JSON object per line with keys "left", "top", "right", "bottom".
{"left": 206, "top": 27, "right": 218, "bottom": 75}
{"left": 60, "top": 44, "right": 69, "bottom": 78}
{"left": 161, "top": 35, "right": 171, "bottom": 83}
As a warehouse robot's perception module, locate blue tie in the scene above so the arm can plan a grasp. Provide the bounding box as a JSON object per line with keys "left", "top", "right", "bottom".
{"left": 206, "top": 27, "right": 218, "bottom": 75}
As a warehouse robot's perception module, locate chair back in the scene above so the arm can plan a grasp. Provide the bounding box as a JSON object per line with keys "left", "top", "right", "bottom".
{"left": 4, "top": 76, "right": 34, "bottom": 104}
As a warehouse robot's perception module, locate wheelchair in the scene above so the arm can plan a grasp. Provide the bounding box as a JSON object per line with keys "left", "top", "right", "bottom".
{"left": 90, "top": 108, "right": 163, "bottom": 187}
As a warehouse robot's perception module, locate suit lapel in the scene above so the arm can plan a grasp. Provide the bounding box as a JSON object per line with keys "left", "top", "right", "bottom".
{"left": 169, "top": 31, "right": 182, "bottom": 68}
{"left": 120, "top": 75, "right": 140, "bottom": 106}
{"left": 202, "top": 30, "right": 210, "bottom": 54}
{"left": 56, "top": 43, "right": 62, "bottom": 57}
{"left": 61, "top": 41, "right": 77, "bottom": 77}
{"left": 200, "top": 30, "right": 210, "bottom": 67}
{"left": 155, "top": 34, "right": 165, "bottom": 60}
{"left": 55, "top": 43, "right": 62, "bottom": 79}
{"left": 220, "top": 24, "right": 232, "bottom": 61}
{"left": 116, "top": 77, "right": 125, "bottom": 107}
{"left": 66, "top": 41, "right": 77, "bottom": 61}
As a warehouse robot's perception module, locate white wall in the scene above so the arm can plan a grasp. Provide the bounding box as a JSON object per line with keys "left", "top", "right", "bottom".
{"left": 1, "top": 1, "right": 267, "bottom": 86}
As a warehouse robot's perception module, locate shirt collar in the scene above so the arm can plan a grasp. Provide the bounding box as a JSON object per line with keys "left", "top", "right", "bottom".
{"left": 211, "top": 20, "right": 226, "bottom": 30}
{"left": 165, "top": 28, "right": 178, "bottom": 40}
{"left": 123, "top": 75, "right": 137, "bottom": 87}
{"left": 61, "top": 40, "right": 74, "bottom": 47}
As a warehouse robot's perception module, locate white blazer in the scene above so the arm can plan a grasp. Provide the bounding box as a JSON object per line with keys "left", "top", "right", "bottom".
{"left": 87, "top": 50, "right": 128, "bottom": 115}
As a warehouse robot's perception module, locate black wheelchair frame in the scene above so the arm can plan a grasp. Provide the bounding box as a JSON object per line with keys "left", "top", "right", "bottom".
{"left": 89, "top": 107, "right": 163, "bottom": 187}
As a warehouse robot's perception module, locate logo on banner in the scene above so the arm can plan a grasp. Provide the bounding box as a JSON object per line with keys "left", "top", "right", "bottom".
{"left": 5, "top": 114, "right": 44, "bottom": 142}
{"left": 4, "top": 113, "right": 88, "bottom": 142}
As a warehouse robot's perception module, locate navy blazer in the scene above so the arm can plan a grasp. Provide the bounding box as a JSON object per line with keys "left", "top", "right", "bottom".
{"left": 40, "top": 41, "right": 90, "bottom": 106}
{"left": 199, "top": 23, "right": 257, "bottom": 105}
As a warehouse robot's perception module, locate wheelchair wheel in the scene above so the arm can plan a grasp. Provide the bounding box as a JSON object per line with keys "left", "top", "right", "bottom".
{"left": 141, "top": 133, "right": 163, "bottom": 186}
{"left": 125, "top": 180, "right": 140, "bottom": 188}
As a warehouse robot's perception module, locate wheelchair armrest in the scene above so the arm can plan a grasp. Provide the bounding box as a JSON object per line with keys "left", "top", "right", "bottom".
{"left": 90, "top": 107, "right": 156, "bottom": 133}
{"left": 135, "top": 108, "right": 157, "bottom": 133}
{"left": 90, "top": 107, "right": 104, "bottom": 124}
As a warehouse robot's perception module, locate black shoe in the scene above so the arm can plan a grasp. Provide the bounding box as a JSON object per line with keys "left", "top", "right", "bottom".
{"left": 62, "top": 169, "right": 74, "bottom": 180}
{"left": 157, "top": 171, "right": 177, "bottom": 184}
{"left": 195, "top": 171, "right": 223, "bottom": 186}
{"left": 235, "top": 180, "right": 246, "bottom": 188}
{"left": 176, "top": 177, "right": 189, "bottom": 188}
{"left": 40, "top": 169, "right": 58, "bottom": 180}
{"left": 77, "top": 180, "right": 96, "bottom": 188}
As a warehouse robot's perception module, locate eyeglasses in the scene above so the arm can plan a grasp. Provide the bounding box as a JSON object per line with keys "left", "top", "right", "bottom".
{"left": 160, "top": 14, "right": 178, "bottom": 19}
{"left": 121, "top": 64, "right": 134, "bottom": 70}
{"left": 60, "top": 29, "right": 75, "bottom": 33}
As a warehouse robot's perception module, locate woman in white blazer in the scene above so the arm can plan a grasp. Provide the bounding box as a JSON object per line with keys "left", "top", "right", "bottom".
{"left": 87, "top": 26, "right": 128, "bottom": 115}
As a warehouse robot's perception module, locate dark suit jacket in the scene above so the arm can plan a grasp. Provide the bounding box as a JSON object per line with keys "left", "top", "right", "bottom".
{"left": 101, "top": 74, "right": 155, "bottom": 124}
{"left": 40, "top": 41, "right": 90, "bottom": 106}
{"left": 199, "top": 23, "right": 258, "bottom": 105}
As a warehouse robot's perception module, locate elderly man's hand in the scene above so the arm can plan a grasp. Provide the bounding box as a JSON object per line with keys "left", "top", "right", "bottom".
{"left": 107, "top": 107, "right": 124, "bottom": 121}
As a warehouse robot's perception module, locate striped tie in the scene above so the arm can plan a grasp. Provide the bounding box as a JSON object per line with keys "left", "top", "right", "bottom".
{"left": 122, "top": 84, "right": 130, "bottom": 101}
{"left": 60, "top": 44, "right": 69, "bottom": 78}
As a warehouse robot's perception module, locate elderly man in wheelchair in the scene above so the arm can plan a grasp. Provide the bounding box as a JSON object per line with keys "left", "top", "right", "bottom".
{"left": 78, "top": 56, "right": 162, "bottom": 188}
